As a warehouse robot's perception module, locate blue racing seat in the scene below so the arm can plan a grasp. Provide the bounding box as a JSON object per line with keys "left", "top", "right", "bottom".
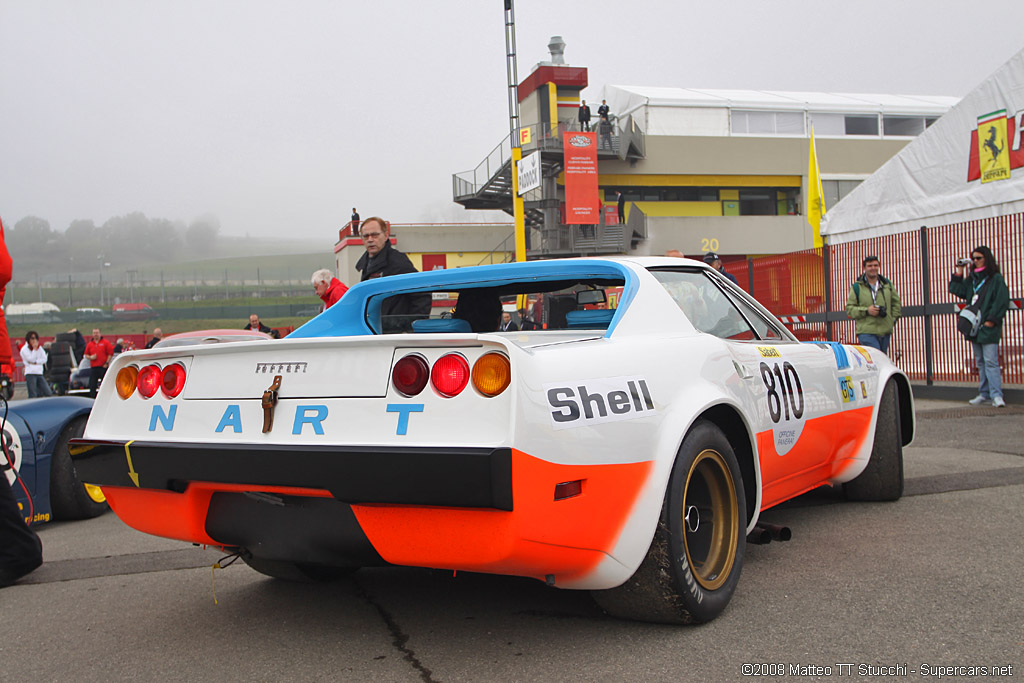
{"left": 565, "top": 309, "right": 615, "bottom": 330}
{"left": 411, "top": 318, "right": 473, "bottom": 333}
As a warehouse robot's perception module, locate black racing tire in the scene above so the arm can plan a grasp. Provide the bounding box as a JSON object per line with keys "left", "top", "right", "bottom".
{"left": 242, "top": 555, "right": 358, "bottom": 582}
{"left": 49, "top": 416, "right": 109, "bottom": 520}
{"left": 592, "top": 420, "right": 746, "bottom": 624}
{"left": 844, "top": 380, "right": 904, "bottom": 502}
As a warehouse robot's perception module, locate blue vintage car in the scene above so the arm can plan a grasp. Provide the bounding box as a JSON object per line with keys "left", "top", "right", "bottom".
{"left": 3, "top": 396, "right": 106, "bottom": 524}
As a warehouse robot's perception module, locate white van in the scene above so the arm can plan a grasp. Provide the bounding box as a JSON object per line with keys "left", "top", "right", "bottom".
{"left": 5, "top": 302, "right": 61, "bottom": 315}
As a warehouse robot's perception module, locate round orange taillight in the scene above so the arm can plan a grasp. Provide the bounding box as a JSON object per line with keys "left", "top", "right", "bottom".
{"left": 392, "top": 354, "right": 429, "bottom": 397}
{"left": 161, "top": 363, "right": 186, "bottom": 398}
{"left": 137, "top": 364, "right": 162, "bottom": 399}
{"left": 115, "top": 366, "right": 138, "bottom": 399}
{"left": 430, "top": 353, "right": 470, "bottom": 397}
{"left": 472, "top": 353, "right": 511, "bottom": 397}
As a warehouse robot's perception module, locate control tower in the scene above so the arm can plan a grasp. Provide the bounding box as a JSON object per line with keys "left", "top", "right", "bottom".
{"left": 453, "top": 37, "right": 646, "bottom": 257}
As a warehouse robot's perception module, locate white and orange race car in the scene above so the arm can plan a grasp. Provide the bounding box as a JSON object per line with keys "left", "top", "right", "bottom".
{"left": 71, "top": 257, "right": 914, "bottom": 624}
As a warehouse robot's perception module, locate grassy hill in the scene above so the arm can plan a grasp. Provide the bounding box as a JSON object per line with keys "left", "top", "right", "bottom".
{"left": 7, "top": 251, "right": 336, "bottom": 310}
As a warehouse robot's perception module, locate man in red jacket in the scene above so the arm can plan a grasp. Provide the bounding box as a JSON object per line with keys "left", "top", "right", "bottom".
{"left": 84, "top": 328, "right": 115, "bottom": 398}
{"left": 311, "top": 269, "right": 348, "bottom": 311}
{"left": 0, "top": 215, "right": 45, "bottom": 588}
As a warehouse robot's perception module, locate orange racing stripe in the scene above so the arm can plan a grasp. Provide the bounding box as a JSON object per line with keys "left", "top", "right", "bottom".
{"left": 102, "top": 483, "right": 333, "bottom": 546}
{"left": 758, "top": 405, "right": 873, "bottom": 510}
{"left": 351, "top": 449, "right": 654, "bottom": 583}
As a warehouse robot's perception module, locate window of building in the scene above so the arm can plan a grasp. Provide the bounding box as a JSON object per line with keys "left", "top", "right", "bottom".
{"left": 883, "top": 116, "right": 926, "bottom": 136}
{"left": 739, "top": 190, "right": 776, "bottom": 216}
{"left": 731, "top": 110, "right": 805, "bottom": 136}
{"left": 601, "top": 186, "right": 800, "bottom": 211}
{"left": 843, "top": 115, "right": 879, "bottom": 136}
{"left": 822, "top": 179, "right": 863, "bottom": 209}
{"left": 810, "top": 113, "right": 881, "bottom": 136}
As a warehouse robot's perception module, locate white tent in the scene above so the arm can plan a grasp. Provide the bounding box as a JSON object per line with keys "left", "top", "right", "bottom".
{"left": 821, "top": 47, "right": 1024, "bottom": 243}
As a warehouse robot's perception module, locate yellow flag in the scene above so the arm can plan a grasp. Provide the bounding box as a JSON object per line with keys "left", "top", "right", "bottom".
{"left": 807, "top": 127, "right": 826, "bottom": 248}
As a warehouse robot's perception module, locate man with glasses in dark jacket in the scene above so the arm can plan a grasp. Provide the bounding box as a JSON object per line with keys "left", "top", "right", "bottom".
{"left": 355, "top": 217, "right": 431, "bottom": 331}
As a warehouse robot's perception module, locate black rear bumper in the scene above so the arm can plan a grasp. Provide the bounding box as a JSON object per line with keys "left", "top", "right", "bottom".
{"left": 69, "top": 439, "right": 513, "bottom": 511}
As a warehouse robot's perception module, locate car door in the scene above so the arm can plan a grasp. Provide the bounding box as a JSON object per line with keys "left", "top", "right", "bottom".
{"left": 651, "top": 267, "right": 845, "bottom": 509}
{"left": 714, "top": 289, "right": 845, "bottom": 509}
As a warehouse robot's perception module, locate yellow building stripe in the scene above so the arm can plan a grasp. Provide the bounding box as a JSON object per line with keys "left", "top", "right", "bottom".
{"left": 597, "top": 174, "right": 801, "bottom": 187}
{"left": 629, "top": 201, "right": 723, "bottom": 217}
{"left": 549, "top": 83, "right": 559, "bottom": 133}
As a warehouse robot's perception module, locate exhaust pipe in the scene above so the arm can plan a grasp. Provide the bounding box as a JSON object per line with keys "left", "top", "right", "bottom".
{"left": 755, "top": 522, "right": 792, "bottom": 542}
{"left": 746, "top": 526, "right": 772, "bottom": 545}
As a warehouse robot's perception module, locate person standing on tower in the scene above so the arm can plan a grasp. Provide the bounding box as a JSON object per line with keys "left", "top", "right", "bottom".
{"left": 578, "top": 100, "right": 591, "bottom": 131}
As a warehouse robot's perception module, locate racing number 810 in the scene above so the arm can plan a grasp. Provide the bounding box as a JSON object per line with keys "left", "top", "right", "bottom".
{"left": 759, "top": 361, "right": 804, "bottom": 423}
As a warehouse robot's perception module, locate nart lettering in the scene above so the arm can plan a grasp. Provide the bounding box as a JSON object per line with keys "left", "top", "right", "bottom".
{"left": 545, "top": 376, "right": 654, "bottom": 430}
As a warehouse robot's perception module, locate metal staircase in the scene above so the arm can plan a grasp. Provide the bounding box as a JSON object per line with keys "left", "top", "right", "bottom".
{"left": 452, "top": 117, "right": 645, "bottom": 257}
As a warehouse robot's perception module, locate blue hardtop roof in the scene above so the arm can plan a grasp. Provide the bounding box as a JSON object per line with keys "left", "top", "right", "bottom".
{"left": 290, "top": 258, "right": 639, "bottom": 338}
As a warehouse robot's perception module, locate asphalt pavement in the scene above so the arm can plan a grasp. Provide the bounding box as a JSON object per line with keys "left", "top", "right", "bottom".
{"left": 2, "top": 397, "right": 1022, "bottom": 681}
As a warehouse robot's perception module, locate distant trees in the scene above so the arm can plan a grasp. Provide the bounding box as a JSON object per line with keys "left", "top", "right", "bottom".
{"left": 185, "top": 214, "right": 220, "bottom": 254}
{"left": 6, "top": 212, "right": 216, "bottom": 276}
{"left": 9, "top": 216, "right": 57, "bottom": 262}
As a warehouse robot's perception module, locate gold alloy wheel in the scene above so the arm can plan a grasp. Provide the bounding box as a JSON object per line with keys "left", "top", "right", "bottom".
{"left": 84, "top": 483, "right": 107, "bottom": 504}
{"left": 681, "top": 448, "right": 739, "bottom": 591}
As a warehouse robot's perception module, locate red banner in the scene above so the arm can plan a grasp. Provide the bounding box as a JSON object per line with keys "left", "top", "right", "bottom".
{"left": 563, "top": 131, "right": 600, "bottom": 224}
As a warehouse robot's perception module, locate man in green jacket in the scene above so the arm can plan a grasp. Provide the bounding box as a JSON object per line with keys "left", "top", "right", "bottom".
{"left": 846, "top": 255, "right": 902, "bottom": 353}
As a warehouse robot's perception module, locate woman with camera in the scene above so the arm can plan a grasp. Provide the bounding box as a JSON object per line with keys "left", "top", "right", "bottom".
{"left": 950, "top": 245, "right": 1010, "bottom": 407}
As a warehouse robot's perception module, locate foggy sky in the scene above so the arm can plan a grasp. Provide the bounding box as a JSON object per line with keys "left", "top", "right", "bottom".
{"left": 2, "top": 0, "right": 1023, "bottom": 242}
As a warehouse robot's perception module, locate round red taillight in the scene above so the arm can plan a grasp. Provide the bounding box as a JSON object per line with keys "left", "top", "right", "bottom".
{"left": 392, "top": 354, "right": 429, "bottom": 397}
{"left": 161, "top": 363, "right": 186, "bottom": 398}
{"left": 431, "top": 353, "right": 470, "bottom": 397}
{"left": 137, "top": 364, "right": 162, "bottom": 399}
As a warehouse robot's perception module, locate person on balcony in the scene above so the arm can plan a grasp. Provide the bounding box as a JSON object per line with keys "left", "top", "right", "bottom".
{"left": 350, "top": 208, "right": 360, "bottom": 236}
{"left": 599, "top": 115, "right": 613, "bottom": 150}
{"left": 578, "top": 100, "right": 591, "bottom": 131}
